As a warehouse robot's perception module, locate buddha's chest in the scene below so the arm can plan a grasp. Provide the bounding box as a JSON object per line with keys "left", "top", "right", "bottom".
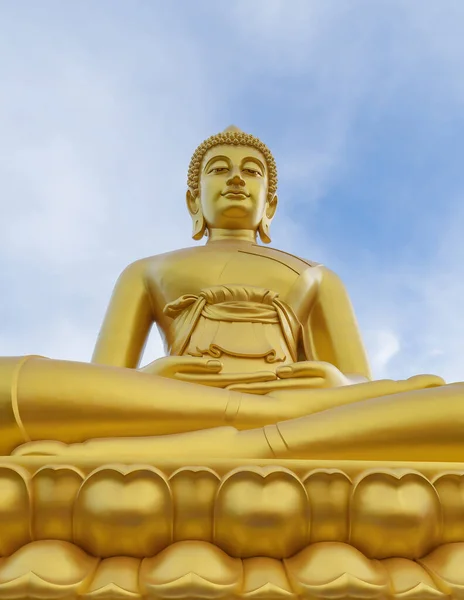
{"left": 146, "top": 248, "right": 308, "bottom": 310}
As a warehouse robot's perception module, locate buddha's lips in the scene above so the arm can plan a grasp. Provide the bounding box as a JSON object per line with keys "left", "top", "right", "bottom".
{"left": 222, "top": 189, "right": 250, "bottom": 198}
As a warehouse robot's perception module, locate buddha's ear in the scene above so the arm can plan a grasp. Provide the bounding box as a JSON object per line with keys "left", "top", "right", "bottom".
{"left": 186, "top": 189, "right": 207, "bottom": 240}
{"left": 258, "top": 194, "right": 278, "bottom": 244}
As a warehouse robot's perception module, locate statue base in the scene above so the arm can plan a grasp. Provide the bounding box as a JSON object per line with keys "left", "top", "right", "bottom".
{"left": 1, "top": 455, "right": 463, "bottom": 599}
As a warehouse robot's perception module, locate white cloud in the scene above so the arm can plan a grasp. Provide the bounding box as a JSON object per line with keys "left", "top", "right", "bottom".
{"left": 363, "top": 329, "right": 401, "bottom": 379}
{"left": 0, "top": 4, "right": 225, "bottom": 360}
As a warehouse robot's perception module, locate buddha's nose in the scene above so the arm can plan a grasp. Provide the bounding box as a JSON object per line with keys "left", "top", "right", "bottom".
{"left": 226, "top": 171, "right": 245, "bottom": 186}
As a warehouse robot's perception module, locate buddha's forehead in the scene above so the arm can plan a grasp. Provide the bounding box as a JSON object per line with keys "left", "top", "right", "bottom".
{"left": 202, "top": 144, "right": 267, "bottom": 170}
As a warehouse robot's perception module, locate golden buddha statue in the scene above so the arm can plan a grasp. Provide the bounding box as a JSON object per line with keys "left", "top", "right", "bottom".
{"left": 1, "top": 125, "right": 462, "bottom": 463}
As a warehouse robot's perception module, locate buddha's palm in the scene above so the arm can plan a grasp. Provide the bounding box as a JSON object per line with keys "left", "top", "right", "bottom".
{"left": 141, "top": 356, "right": 443, "bottom": 396}
{"left": 142, "top": 356, "right": 356, "bottom": 391}
{"left": 140, "top": 355, "right": 277, "bottom": 387}
{"left": 221, "top": 361, "right": 349, "bottom": 394}
{"left": 227, "top": 362, "right": 444, "bottom": 395}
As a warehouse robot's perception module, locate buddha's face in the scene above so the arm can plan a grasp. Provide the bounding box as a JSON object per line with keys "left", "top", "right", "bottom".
{"left": 197, "top": 144, "right": 270, "bottom": 231}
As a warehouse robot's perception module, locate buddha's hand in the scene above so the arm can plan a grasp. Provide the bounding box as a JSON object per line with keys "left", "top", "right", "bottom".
{"left": 12, "top": 440, "right": 69, "bottom": 456}
{"left": 227, "top": 361, "right": 351, "bottom": 394}
{"left": 141, "top": 355, "right": 277, "bottom": 388}
{"left": 277, "top": 361, "right": 351, "bottom": 387}
{"left": 141, "top": 356, "right": 223, "bottom": 380}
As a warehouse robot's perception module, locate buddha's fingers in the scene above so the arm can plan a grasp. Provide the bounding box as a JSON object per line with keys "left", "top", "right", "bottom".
{"left": 277, "top": 362, "right": 329, "bottom": 379}
{"left": 176, "top": 370, "right": 277, "bottom": 388}
{"left": 12, "top": 427, "right": 264, "bottom": 460}
{"left": 12, "top": 440, "right": 68, "bottom": 456}
{"left": 141, "top": 356, "right": 223, "bottom": 377}
{"left": 228, "top": 377, "right": 326, "bottom": 395}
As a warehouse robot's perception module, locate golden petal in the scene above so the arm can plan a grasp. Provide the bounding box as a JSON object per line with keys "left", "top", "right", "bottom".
{"left": 433, "top": 473, "right": 464, "bottom": 544}
{"left": 284, "top": 542, "right": 388, "bottom": 596}
{"left": 73, "top": 465, "right": 172, "bottom": 558}
{"left": 0, "top": 540, "right": 97, "bottom": 599}
{"left": 169, "top": 467, "right": 220, "bottom": 542}
{"left": 382, "top": 557, "right": 446, "bottom": 599}
{"left": 298, "top": 572, "right": 387, "bottom": 599}
{"left": 0, "top": 465, "right": 31, "bottom": 556}
{"left": 81, "top": 557, "right": 141, "bottom": 600}
{"left": 419, "top": 542, "right": 464, "bottom": 596}
{"left": 214, "top": 466, "right": 309, "bottom": 558}
{"left": 0, "top": 572, "right": 81, "bottom": 600}
{"left": 303, "top": 469, "right": 351, "bottom": 543}
{"left": 32, "top": 466, "right": 84, "bottom": 542}
{"left": 242, "top": 557, "right": 295, "bottom": 599}
{"left": 80, "top": 583, "right": 140, "bottom": 600}
{"left": 140, "top": 540, "right": 241, "bottom": 599}
{"left": 350, "top": 470, "right": 441, "bottom": 559}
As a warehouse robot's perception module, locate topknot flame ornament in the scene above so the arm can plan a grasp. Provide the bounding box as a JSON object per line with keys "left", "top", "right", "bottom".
{"left": 187, "top": 126, "right": 278, "bottom": 200}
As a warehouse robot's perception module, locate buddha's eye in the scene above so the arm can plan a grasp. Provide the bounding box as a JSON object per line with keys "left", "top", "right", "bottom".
{"left": 243, "top": 168, "right": 261, "bottom": 176}
{"left": 209, "top": 167, "right": 228, "bottom": 174}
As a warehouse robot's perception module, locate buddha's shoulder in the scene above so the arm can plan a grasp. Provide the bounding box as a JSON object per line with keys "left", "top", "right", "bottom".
{"left": 246, "top": 247, "right": 347, "bottom": 289}
{"left": 118, "top": 246, "right": 208, "bottom": 277}
{"left": 118, "top": 244, "right": 330, "bottom": 279}
{"left": 247, "top": 244, "right": 322, "bottom": 272}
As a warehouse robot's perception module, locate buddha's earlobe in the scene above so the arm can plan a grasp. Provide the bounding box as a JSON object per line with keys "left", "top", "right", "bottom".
{"left": 258, "top": 219, "right": 272, "bottom": 244}
{"left": 186, "top": 189, "right": 207, "bottom": 241}
{"left": 258, "top": 195, "right": 278, "bottom": 244}
{"left": 192, "top": 212, "right": 206, "bottom": 240}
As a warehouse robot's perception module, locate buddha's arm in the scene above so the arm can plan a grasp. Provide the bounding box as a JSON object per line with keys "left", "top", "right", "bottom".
{"left": 92, "top": 260, "right": 154, "bottom": 368}
{"left": 304, "top": 266, "right": 372, "bottom": 381}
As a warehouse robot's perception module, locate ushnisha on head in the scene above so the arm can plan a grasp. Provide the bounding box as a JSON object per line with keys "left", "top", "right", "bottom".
{"left": 186, "top": 126, "right": 278, "bottom": 243}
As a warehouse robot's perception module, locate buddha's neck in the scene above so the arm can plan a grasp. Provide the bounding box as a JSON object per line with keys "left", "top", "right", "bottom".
{"left": 207, "top": 228, "right": 257, "bottom": 243}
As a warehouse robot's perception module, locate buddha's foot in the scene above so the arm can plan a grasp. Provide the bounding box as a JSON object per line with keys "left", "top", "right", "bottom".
{"left": 12, "top": 440, "right": 70, "bottom": 456}
{"left": 11, "top": 426, "right": 274, "bottom": 459}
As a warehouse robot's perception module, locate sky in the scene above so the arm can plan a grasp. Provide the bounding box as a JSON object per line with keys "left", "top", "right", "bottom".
{"left": 1, "top": 0, "right": 464, "bottom": 382}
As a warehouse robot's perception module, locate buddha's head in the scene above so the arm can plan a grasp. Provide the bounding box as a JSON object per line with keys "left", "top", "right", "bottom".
{"left": 186, "top": 126, "right": 278, "bottom": 243}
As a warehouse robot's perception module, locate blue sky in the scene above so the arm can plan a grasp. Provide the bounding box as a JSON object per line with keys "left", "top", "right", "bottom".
{"left": 1, "top": 0, "right": 464, "bottom": 382}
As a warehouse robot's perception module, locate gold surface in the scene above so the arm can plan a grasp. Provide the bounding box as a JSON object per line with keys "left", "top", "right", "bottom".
{"left": 0, "top": 461, "right": 463, "bottom": 597}
{"left": 2, "top": 538, "right": 462, "bottom": 600}
{"left": 0, "top": 461, "right": 461, "bottom": 559}
{"left": 1, "top": 126, "right": 464, "bottom": 597}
